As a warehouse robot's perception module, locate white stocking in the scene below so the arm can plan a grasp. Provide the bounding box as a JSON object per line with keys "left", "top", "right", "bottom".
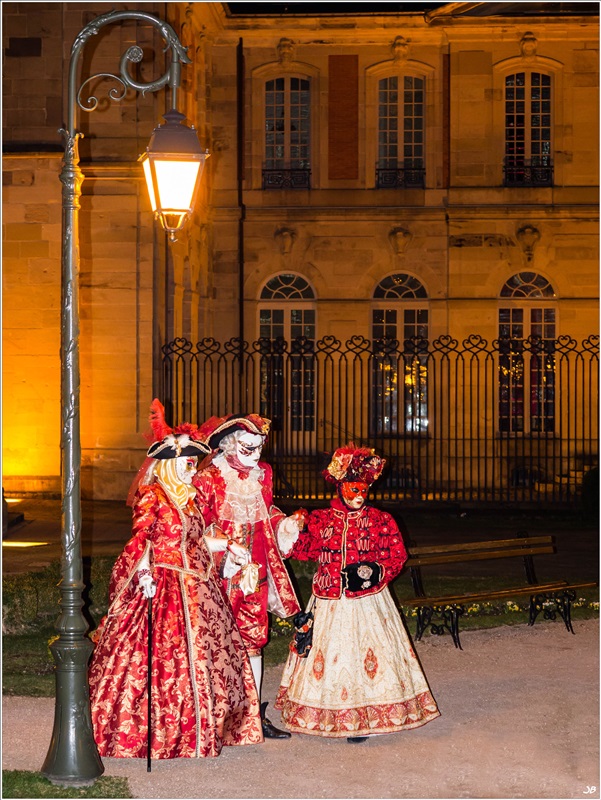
{"left": 250, "top": 655, "right": 263, "bottom": 698}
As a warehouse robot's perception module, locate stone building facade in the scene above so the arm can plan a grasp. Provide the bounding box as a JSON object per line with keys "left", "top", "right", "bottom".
{"left": 2, "top": 2, "right": 599, "bottom": 500}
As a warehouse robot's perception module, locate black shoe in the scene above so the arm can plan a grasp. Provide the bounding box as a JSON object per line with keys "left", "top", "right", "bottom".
{"left": 260, "top": 701, "right": 291, "bottom": 739}
{"left": 347, "top": 736, "right": 368, "bottom": 743}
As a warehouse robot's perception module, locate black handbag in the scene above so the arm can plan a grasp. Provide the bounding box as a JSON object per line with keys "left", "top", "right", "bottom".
{"left": 292, "top": 597, "right": 316, "bottom": 658}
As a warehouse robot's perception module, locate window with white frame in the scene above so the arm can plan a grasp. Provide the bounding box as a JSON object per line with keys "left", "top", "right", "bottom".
{"left": 376, "top": 75, "right": 425, "bottom": 188}
{"left": 498, "top": 272, "right": 556, "bottom": 433}
{"left": 504, "top": 72, "right": 553, "bottom": 186}
{"left": 371, "top": 273, "right": 429, "bottom": 434}
{"left": 263, "top": 77, "right": 311, "bottom": 188}
{"left": 259, "top": 274, "right": 316, "bottom": 431}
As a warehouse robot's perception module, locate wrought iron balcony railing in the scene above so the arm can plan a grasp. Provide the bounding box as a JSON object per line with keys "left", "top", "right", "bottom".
{"left": 503, "top": 158, "right": 553, "bottom": 187}
{"left": 376, "top": 163, "right": 425, "bottom": 189}
{"left": 262, "top": 166, "right": 311, "bottom": 189}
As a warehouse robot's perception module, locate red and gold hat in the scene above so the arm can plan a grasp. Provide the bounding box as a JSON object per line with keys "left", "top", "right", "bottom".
{"left": 198, "top": 413, "right": 271, "bottom": 450}
{"left": 146, "top": 399, "right": 210, "bottom": 459}
{"left": 323, "top": 443, "right": 385, "bottom": 486}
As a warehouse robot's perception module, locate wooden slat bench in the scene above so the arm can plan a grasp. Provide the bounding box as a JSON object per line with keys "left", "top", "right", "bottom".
{"left": 402, "top": 532, "right": 597, "bottom": 649}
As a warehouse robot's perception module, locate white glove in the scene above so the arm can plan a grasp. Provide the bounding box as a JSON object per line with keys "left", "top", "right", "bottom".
{"left": 221, "top": 541, "right": 251, "bottom": 579}
{"left": 204, "top": 535, "right": 228, "bottom": 553}
{"left": 277, "top": 515, "right": 303, "bottom": 557}
{"left": 228, "top": 541, "right": 251, "bottom": 566}
{"left": 221, "top": 543, "right": 250, "bottom": 579}
{"left": 137, "top": 551, "right": 156, "bottom": 599}
{"left": 137, "top": 570, "right": 156, "bottom": 599}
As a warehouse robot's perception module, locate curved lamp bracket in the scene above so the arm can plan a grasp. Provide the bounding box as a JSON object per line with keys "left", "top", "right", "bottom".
{"left": 68, "top": 9, "right": 190, "bottom": 131}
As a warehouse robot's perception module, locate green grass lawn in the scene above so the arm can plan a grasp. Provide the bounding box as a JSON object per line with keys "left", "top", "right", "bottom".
{"left": 1, "top": 771, "right": 131, "bottom": 799}
{"left": 4, "top": 580, "right": 597, "bottom": 696}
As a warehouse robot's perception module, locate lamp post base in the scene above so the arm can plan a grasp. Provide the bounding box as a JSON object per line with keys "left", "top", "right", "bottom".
{"left": 41, "top": 636, "right": 104, "bottom": 786}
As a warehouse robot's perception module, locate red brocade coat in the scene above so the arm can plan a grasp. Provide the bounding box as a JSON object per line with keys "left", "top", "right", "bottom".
{"left": 88, "top": 483, "right": 263, "bottom": 759}
{"left": 193, "top": 461, "right": 301, "bottom": 621}
{"left": 291, "top": 498, "right": 408, "bottom": 599}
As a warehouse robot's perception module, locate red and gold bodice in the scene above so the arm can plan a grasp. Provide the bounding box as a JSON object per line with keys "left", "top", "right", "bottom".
{"left": 291, "top": 498, "right": 407, "bottom": 599}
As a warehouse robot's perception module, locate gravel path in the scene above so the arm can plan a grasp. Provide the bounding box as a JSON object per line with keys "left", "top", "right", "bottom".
{"left": 3, "top": 619, "right": 599, "bottom": 799}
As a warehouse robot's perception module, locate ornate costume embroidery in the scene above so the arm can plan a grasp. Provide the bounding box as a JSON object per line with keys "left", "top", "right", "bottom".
{"left": 364, "top": 647, "right": 378, "bottom": 679}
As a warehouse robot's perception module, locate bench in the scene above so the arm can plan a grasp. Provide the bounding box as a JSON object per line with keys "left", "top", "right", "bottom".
{"left": 402, "top": 532, "right": 597, "bottom": 649}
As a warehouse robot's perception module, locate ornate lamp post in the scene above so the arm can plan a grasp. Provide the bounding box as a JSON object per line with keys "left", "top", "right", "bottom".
{"left": 41, "top": 10, "right": 207, "bottom": 786}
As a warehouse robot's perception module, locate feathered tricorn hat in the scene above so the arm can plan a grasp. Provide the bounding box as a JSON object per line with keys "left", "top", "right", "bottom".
{"left": 146, "top": 399, "right": 210, "bottom": 459}
{"left": 198, "top": 413, "right": 271, "bottom": 451}
{"left": 323, "top": 443, "right": 386, "bottom": 486}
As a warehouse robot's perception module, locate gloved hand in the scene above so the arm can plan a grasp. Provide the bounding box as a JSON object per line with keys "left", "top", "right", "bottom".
{"left": 227, "top": 540, "right": 251, "bottom": 566}
{"left": 137, "top": 569, "right": 156, "bottom": 599}
{"left": 221, "top": 541, "right": 251, "bottom": 580}
{"left": 277, "top": 510, "right": 307, "bottom": 556}
{"left": 292, "top": 508, "right": 309, "bottom": 529}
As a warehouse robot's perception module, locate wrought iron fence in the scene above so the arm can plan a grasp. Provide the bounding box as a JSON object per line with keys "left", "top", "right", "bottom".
{"left": 160, "top": 333, "right": 599, "bottom": 507}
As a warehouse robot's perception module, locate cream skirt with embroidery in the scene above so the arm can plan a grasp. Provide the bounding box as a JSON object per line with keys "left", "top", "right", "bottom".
{"left": 275, "top": 589, "right": 440, "bottom": 738}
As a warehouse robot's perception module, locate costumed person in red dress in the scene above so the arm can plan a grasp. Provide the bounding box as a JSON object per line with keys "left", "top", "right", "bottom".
{"left": 275, "top": 443, "right": 440, "bottom": 742}
{"left": 88, "top": 400, "right": 263, "bottom": 760}
{"left": 193, "top": 413, "right": 307, "bottom": 739}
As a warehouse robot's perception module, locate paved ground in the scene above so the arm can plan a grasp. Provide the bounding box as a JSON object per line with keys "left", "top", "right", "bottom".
{"left": 3, "top": 621, "right": 599, "bottom": 799}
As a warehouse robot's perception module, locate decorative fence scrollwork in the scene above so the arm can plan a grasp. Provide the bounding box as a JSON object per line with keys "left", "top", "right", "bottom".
{"left": 160, "top": 333, "right": 599, "bottom": 506}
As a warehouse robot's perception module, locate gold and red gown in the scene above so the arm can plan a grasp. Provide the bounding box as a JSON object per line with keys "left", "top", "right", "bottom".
{"left": 88, "top": 482, "right": 263, "bottom": 759}
{"left": 275, "top": 498, "right": 440, "bottom": 737}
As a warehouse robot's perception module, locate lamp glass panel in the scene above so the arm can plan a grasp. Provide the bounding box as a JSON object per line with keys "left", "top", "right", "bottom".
{"left": 154, "top": 160, "right": 201, "bottom": 210}
{"left": 142, "top": 158, "right": 157, "bottom": 211}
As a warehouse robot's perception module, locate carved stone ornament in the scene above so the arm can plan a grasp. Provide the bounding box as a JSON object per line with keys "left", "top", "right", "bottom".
{"left": 389, "top": 226, "right": 412, "bottom": 255}
{"left": 450, "top": 234, "right": 516, "bottom": 248}
{"left": 277, "top": 38, "right": 295, "bottom": 64}
{"left": 516, "top": 225, "right": 541, "bottom": 262}
{"left": 520, "top": 31, "right": 538, "bottom": 60}
{"left": 392, "top": 35, "right": 409, "bottom": 63}
{"left": 275, "top": 227, "right": 296, "bottom": 255}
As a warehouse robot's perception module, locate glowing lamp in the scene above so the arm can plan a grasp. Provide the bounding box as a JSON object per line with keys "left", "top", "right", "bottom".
{"left": 140, "top": 108, "right": 209, "bottom": 241}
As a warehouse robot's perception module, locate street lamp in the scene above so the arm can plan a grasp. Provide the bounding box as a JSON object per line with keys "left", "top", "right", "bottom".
{"left": 41, "top": 10, "right": 206, "bottom": 786}
{"left": 140, "top": 108, "right": 209, "bottom": 241}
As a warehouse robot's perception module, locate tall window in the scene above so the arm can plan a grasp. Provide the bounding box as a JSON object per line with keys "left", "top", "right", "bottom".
{"left": 259, "top": 274, "right": 315, "bottom": 431}
{"left": 263, "top": 77, "right": 311, "bottom": 189}
{"left": 498, "top": 272, "right": 556, "bottom": 433}
{"left": 376, "top": 76, "right": 425, "bottom": 188}
{"left": 371, "top": 274, "right": 429, "bottom": 434}
{"left": 504, "top": 72, "right": 553, "bottom": 186}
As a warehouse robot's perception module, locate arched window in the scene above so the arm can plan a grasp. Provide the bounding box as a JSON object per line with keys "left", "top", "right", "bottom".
{"left": 500, "top": 271, "right": 555, "bottom": 298}
{"left": 376, "top": 75, "right": 425, "bottom": 188}
{"left": 261, "top": 273, "right": 314, "bottom": 300}
{"left": 504, "top": 72, "right": 553, "bottom": 186}
{"left": 259, "top": 273, "right": 316, "bottom": 340}
{"left": 258, "top": 273, "right": 316, "bottom": 433}
{"left": 371, "top": 273, "right": 429, "bottom": 434}
{"left": 263, "top": 76, "right": 311, "bottom": 189}
{"left": 373, "top": 273, "right": 428, "bottom": 299}
{"left": 498, "top": 273, "right": 557, "bottom": 434}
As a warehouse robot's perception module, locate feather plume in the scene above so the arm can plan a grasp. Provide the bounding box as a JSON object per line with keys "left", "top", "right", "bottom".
{"left": 148, "top": 398, "right": 173, "bottom": 443}
{"left": 173, "top": 421, "right": 201, "bottom": 440}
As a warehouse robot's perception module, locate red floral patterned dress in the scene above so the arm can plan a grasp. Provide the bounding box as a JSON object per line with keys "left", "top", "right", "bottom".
{"left": 88, "top": 482, "right": 263, "bottom": 759}
{"left": 275, "top": 498, "right": 440, "bottom": 737}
